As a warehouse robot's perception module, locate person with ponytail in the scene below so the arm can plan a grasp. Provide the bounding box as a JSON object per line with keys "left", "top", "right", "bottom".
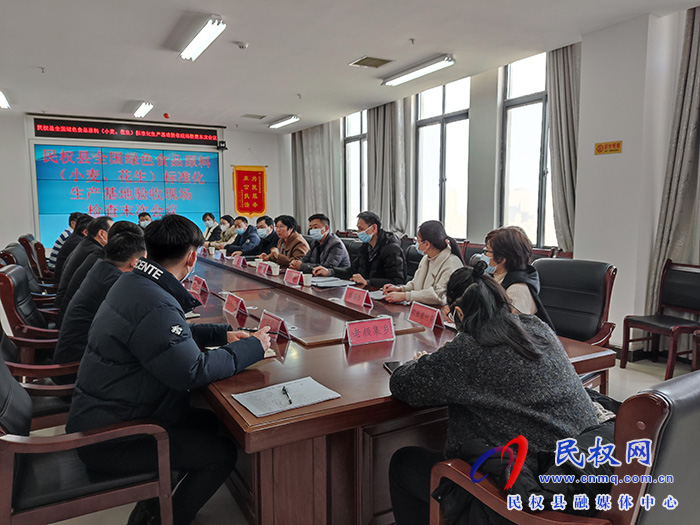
{"left": 382, "top": 220, "right": 464, "bottom": 305}
{"left": 387, "top": 262, "right": 598, "bottom": 525}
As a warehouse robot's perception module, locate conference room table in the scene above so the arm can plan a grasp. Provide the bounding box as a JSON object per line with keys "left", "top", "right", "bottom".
{"left": 189, "top": 255, "right": 616, "bottom": 525}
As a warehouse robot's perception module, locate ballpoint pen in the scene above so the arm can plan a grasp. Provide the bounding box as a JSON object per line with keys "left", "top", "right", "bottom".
{"left": 281, "top": 386, "right": 293, "bottom": 404}
{"left": 236, "top": 326, "right": 280, "bottom": 336}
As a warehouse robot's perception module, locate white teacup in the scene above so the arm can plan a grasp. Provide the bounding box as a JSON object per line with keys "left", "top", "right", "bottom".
{"left": 302, "top": 273, "right": 312, "bottom": 286}
{"left": 208, "top": 246, "right": 216, "bottom": 255}
{"left": 269, "top": 263, "right": 280, "bottom": 276}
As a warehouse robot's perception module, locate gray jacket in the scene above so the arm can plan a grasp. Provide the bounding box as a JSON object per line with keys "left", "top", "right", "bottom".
{"left": 299, "top": 232, "right": 351, "bottom": 273}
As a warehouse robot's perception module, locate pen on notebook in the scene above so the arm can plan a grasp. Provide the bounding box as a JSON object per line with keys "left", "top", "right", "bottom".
{"left": 237, "top": 326, "right": 279, "bottom": 335}
{"left": 282, "top": 386, "right": 293, "bottom": 404}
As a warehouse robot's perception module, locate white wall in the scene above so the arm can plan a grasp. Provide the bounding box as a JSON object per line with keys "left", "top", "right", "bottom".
{"left": 575, "top": 13, "right": 681, "bottom": 346}
{"left": 0, "top": 114, "right": 34, "bottom": 244}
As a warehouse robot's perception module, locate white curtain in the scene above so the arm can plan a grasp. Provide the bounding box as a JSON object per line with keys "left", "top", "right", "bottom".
{"left": 367, "top": 97, "right": 416, "bottom": 234}
{"left": 291, "top": 121, "right": 343, "bottom": 230}
{"left": 546, "top": 43, "right": 581, "bottom": 252}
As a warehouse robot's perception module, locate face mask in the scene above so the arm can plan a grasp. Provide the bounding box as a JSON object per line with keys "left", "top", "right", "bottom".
{"left": 309, "top": 228, "right": 324, "bottom": 241}
{"left": 220, "top": 223, "right": 229, "bottom": 232}
{"left": 257, "top": 228, "right": 269, "bottom": 239}
{"left": 357, "top": 227, "right": 373, "bottom": 243}
{"left": 204, "top": 220, "right": 214, "bottom": 229}
{"left": 139, "top": 220, "right": 150, "bottom": 228}
{"left": 181, "top": 261, "right": 196, "bottom": 283}
{"left": 415, "top": 242, "right": 425, "bottom": 256}
{"left": 235, "top": 227, "right": 246, "bottom": 235}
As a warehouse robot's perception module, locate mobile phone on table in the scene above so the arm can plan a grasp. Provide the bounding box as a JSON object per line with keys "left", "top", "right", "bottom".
{"left": 383, "top": 361, "right": 402, "bottom": 374}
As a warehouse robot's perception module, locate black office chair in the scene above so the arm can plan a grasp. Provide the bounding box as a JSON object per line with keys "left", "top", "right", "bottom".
{"left": 0, "top": 352, "right": 174, "bottom": 525}
{"left": 405, "top": 244, "right": 423, "bottom": 281}
{"left": 340, "top": 237, "right": 363, "bottom": 261}
{"left": 1, "top": 243, "right": 56, "bottom": 295}
{"left": 18, "top": 235, "right": 54, "bottom": 283}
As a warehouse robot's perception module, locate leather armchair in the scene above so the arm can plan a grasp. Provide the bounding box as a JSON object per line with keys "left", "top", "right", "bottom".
{"left": 18, "top": 235, "right": 54, "bottom": 283}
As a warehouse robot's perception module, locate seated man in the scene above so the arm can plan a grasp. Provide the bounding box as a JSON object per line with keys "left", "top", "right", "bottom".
{"left": 314, "top": 211, "right": 406, "bottom": 287}
{"left": 59, "top": 221, "right": 143, "bottom": 320}
{"left": 225, "top": 215, "right": 261, "bottom": 256}
{"left": 248, "top": 215, "right": 279, "bottom": 256}
{"left": 67, "top": 214, "right": 271, "bottom": 525}
{"left": 53, "top": 229, "right": 146, "bottom": 383}
{"left": 53, "top": 213, "right": 92, "bottom": 283}
{"left": 54, "top": 216, "right": 113, "bottom": 312}
{"left": 290, "top": 213, "right": 350, "bottom": 274}
{"left": 138, "top": 211, "right": 152, "bottom": 229}
{"left": 48, "top": 211, "right": 82, "bottom": 271}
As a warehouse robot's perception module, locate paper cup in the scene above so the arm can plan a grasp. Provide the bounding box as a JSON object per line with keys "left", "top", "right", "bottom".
{"left": 270, "top": 264, "right": 280, "bottom": 276}
{"left": 302, "top": 273, "right": 312, "bottom": 286}
{"left": 208, "top": 246, "right": 216, "bottom": 255}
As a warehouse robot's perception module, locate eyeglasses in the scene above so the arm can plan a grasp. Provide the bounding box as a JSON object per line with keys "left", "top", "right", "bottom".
{"left": 483, "top": 249, "right": 493, "bottom": 255}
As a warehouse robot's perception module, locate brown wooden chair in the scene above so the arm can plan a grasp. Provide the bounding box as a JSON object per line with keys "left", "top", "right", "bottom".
{"left": 0, "top": 353, "right": 174, "bottom": 525}
{"left": 0, "top": 244, "right": 57, "bottom": 293}
{"left": 531, "top": 247, "right": 556, "bottom": 260}
{"left": 620, "top": 259, "right": 700, "bottom": 380}
{"left": 556, "top": 249, "right": 574, "bottom": 259}
{"left": 430, "top": 369, "right": 700, "bottom": 525}
{"left": 18, "top": 235, "right": 54, "bottom": 283}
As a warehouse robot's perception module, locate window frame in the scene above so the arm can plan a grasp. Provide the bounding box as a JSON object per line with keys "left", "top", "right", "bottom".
{"left": 414, "top": 83, "right": 470, "bottom": 234}
{"left": 499, "top": 63, "right": 551, "bottom": 247}
{"left": 342, "top": 111, "right": 368, "bottom": 229}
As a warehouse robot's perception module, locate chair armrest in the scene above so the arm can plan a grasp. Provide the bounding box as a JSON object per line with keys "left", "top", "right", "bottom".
{"left": 585, "top": 322, "right": 615, "bottom": 348}
{"left": 31, "top": 294, "right": 55, "bottom": 306}
{"left": 0, "top": 421, "right": 168, "bottom": 454}
{"left": 9, "top": 335, "right": 58, "bottom": 349}
{"left": 18, "top": 324, "right": 60, "bottom": 339}
{"left": 22, "top": 382, "right": 75, "bottom": 397}
{"left": 5, "top": 360, "right": 78, "bottom": 379}
{"left": 38, "top": 283, "right": 58, "bottom": 292}
{"left": 430, "top": 459, "right": 612, "bottom": 525}
{"left": 38, "top": 308, "right": 60, "bottom": 320}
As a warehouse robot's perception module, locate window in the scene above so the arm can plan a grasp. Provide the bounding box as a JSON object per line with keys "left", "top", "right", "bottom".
{"left": 343, "top": 110, "right": 367, "bottom": 229}
{"left": 501, "top": 53, "right": 557, "bottom": 247}
{"left": 416, "top": 77, "right": 470, "bottom": 238}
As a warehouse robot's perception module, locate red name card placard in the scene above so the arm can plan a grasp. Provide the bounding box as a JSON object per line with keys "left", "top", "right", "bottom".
{"left": 197, "top": 246, "right": 208, "bottom": 256}
{"left": 223, "top": 293, "right": 248, "bottom": 316}
{"left": 343, "top": 286, "right": 373, "bottom": 308}
{"left": 256, "top": 262, "right": 272, "bottom": 276}
{"left": 190, "top": 275, "right": 209, "bottom": 295}
{"left": 213, "top": 250, "right": 225, "bottom": 261}
{"left": 284, "top": 269, "right": 302, "bottom": 285}
{"left": 232, "top": 255, "right": 247, "bottom": 267}
{"left": 342, "top": 317, "right": 395, "bottom": 346}
{"left": 259, "top": 309, "right": 290, "bottom": 340}
{"left": 408, "top": 302, "right": 444, "bottom": 330}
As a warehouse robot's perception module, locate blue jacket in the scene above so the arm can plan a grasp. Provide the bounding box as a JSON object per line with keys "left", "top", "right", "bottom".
{"left": 226, "top": 224, "right": 261, "bottom": 256}
{"left": 66, "top": 257, "right": 264, "bottom": 432}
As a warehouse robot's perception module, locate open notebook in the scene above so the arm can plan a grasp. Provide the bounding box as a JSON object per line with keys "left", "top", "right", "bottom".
{"left": 232, "top": 376, "right": 341, "bottom": 417}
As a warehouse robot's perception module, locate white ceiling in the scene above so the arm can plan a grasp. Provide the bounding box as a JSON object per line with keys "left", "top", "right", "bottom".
{"left": 0, "top": 0, "right": 696, "bottom": 134}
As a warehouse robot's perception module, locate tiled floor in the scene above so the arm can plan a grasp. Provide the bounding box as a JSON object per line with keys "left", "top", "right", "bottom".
{"left": 50, "top": 358, "right": 690, "bottom": 525}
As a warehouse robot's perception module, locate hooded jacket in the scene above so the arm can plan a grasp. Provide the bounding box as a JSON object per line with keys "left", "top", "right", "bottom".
{"left": 333, "top": 229, "right": 407, "bottom": 287}
{"left": 66, "top": 258, "right": 263, "bottom": 432}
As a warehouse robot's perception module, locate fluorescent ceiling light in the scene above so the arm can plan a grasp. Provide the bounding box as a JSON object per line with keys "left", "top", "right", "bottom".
{"left": 0, "top": 91, "right": 10, "bottom": 109}
{"left": 381, "top": 54, "right": 456, "bottom": 87}
{"left": 180, "top": 15, "right": 227, "bottom": 61}
{"left": 134, "top": 101, "right": 154, "bottom": 118}
{"left": 268, "top": 115, "right": 300, "bottom": 129}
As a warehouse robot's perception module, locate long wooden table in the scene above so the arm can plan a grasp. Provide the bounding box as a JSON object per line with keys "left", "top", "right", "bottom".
{"left": 191, "top": 256, "right": 616, "bottom": 525}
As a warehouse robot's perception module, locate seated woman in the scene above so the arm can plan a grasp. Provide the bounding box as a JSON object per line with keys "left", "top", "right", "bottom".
{"left": 382, "top": 220, "right": 463, "bottom": 305}
{"left": 388, "top": 262, "right": 598, "bottom": 525}
{"left": 205, "top": 214, "right": 236, "bottom": 250}
{"left": 260, "top": 214, "right": 310, "bottom": 265}
{"left": 481, "top": 226, "right": 553, "bottom": 328}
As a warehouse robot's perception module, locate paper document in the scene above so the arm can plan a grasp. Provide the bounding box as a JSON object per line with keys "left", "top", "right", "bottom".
{"left": 311, "top": 278, "right": 356, "bottom": 288}
{"left": 232, "top": 376, "right": 341, "bottom": 417}
{"left": 368, "top": 290, "right": 385, "bottom": 300}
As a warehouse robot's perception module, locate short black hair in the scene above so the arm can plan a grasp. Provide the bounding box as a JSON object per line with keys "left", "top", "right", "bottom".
{"left": 109, "top": 220, "right": 144, "bottom": 240}
{"left": 202, "top": 212, "right": 216, "bottom": 221}
{"left": 138, "top": 212, "right": 152, "bottom": 219}
{"left": 145, "top": 214, "right": 205, "bottom": 265}
{"left": 274, "top": 215, "right": 298, "bottom": 232}
{"left": 87, "top": 216, "right": 113, "bottom": 238}
{"left": 357, "top": 211, "right": 381, "bottom": 230}
{"left": 75, "top": 213, "right": 93, "bottom": 233}
{"left": 308, "top": 214, "right": 330, "bottom": 227}
{"left": 220, "top": 214, "right": 235, "bottom": 226}
{"left": 105, "top": 231, "right": 147, "bottom": 264}
{"left": 234, "top": 216, "right": 249, "bottom": 225}
{"left": 256, "top": 216, "right": 273, "bottom": 227}
{"left": 69, "top": 212, "right": 82, "bottom": 224}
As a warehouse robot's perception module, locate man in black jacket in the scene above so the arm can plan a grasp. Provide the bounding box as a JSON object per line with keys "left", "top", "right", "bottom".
{"left": 53, "top": 229, "right": 146, "bottom": 383}
{"left": 225, "top": 216, "right": 261, "bottom": 255}
{"left": 245, "top": 215, "right": 279, "bottom": 256}
{"left": 66, "top": 214, "right": 271, "bottom": 525}
{"left": 52, "top": 213, "right": 92, "bottom": 284}
{"left": 314, "top": 211, "right": 406, "bottom": 287}
{"left": 54, "top": 215, "right": 113, "bottom": 311}
{"left": 290, "top": 213, "right": 350, "bottom": 273}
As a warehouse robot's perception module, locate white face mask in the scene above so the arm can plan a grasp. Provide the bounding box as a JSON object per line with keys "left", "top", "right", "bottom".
{"left": 139, "top": 220, "right": 151, "bottom": 228}
{"left": 220, "top": 223, "right": 229, "bottom": 232}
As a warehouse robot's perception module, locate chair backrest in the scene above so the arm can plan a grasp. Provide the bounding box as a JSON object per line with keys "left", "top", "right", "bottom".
{"left": 399, "top": 235, "right": 415, "bottom": 254}
{"left": 602, "top": 370, "right": 700, "bottom": 525}
{"left": 463, "top": 242, "right": 485, "bottom": 265}
{"left": 405, "top": 244, "right": 422, "bottom": 280}
{"left": 532, "top": 258, "right": 616, "bottom": 342}
{"left": 18, "top": 235, "right": 49, "bottom": 280}
{"left": 0, "top": 323, "right": 20, "bottom": 364}
{"left": 1, "top": 244, "right": 43, "bottom": 294}
{"left": 340, "top": 237, "right": 363, "bottom": 260}
{"left": 530, "top": 247, "right": 556, "bottom": 260}
{"left": 0, "top": 353, "right": 33, "bottom": 436}
{"left": 657, "top": 259, "right": 700, "bottom": 315}
{"left": 0, "top": 265, "right": 48, "bottom": 334}
{"left": 555, "top": 249, "right": 574, "bottom": 259}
